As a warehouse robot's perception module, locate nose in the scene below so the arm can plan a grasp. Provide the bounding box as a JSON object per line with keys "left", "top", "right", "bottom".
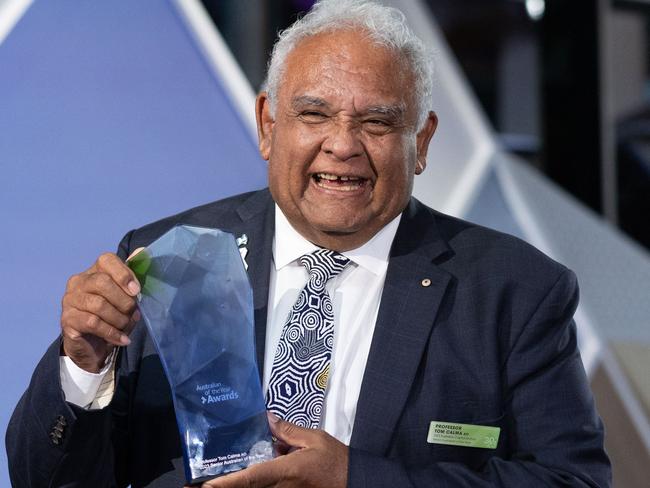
{"left": 321, "top": 121, "right": 364, "bottom": 161}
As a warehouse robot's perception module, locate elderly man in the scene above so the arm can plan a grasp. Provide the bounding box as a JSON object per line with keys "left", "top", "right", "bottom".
{"left": 7, "top": 0, "right": 610, "bottom": 487}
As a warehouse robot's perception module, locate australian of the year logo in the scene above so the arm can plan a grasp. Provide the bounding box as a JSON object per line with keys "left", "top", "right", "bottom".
{"left": 196, "top": 382, "right": 240, "bottom": 405}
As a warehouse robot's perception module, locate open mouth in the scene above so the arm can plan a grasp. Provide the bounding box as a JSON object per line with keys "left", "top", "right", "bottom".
{"left": 312, "top": 173, "right": 367, "bottom": 192}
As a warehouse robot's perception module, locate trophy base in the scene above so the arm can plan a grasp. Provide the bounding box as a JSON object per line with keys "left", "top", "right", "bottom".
{"left": 184, "top": 410, "right": 274, "bottom": 484}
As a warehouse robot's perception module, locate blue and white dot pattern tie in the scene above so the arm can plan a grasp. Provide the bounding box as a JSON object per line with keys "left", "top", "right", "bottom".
{"left": 266, "top": 249, "right": 350, "bottom": 428}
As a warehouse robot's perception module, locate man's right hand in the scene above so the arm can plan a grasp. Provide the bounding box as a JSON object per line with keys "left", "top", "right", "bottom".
{"left": 61, "top": 252, "right": 141, "bottom": 373}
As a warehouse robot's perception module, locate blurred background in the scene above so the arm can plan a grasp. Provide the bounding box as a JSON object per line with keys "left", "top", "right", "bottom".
{"left": 207, "top": 0, "right": 650, "bottom": 246}
{"left": 1, "top": 0, "right": 648, "bottom": 486}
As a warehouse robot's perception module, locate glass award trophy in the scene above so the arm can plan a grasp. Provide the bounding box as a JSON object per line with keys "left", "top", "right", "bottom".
{"left": 128, "top": 225, "right": 273, "bottom": 485}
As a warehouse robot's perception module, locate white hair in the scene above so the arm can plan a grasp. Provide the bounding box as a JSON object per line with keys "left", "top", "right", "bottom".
{"left": 262, "top": 0, "right": 434, "bottom": 129}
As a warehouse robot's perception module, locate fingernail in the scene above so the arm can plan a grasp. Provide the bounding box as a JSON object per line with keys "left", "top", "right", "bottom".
{"left": 120, "top": 334, "right": 131, "bottom": 346}
{"left": 132, "top": 309, "right": 141, "bottom": 322}
{"left": 127, "top": 281, "right": 140, "bottom": 296}
{"left": 267, "top": 411, "right": 280, "bottom": 424}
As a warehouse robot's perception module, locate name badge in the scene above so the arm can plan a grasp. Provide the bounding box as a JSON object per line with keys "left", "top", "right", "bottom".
{"left": 427, "top": 421, "right": 500, "bottom": 449}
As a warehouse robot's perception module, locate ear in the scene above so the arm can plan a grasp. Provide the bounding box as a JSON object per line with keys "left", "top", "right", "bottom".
{"left": 414, "top": 111, "right": 438, "bottom": 175}
{"left": 256, "top": 92, "right": 275, "bottom": 161}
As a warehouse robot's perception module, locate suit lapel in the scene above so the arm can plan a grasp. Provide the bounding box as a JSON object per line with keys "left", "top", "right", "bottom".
{"left": 233, "top": 190, "right": 275, "bottom": 377}
{"left": 350, "top": 199, "right": 452, "bottom": 454}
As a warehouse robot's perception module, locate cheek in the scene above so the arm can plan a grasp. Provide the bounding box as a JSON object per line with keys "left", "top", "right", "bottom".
{"left": 394, "top": 140, "right": 419, "bottom": 179}
{"left": 272, "top": 122, "right": 322, "bottom": 159}
{"left": 371, "top": 147, "right": 417, "bottom": 203}
{"left": 267, "top": 156, "right": 309, "bottom": 201}
{"left": 371, "top": 138, "right": 415, "bottom": 178}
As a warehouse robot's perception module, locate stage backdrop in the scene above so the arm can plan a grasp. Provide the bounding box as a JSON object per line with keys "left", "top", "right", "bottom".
{"left": 0, "top": 1, "right": 267, "bottom": 484}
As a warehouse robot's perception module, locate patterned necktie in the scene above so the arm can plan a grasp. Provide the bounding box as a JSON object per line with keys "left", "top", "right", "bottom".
{"left": 266, "top": 249, "right": 350, "bottom": 428}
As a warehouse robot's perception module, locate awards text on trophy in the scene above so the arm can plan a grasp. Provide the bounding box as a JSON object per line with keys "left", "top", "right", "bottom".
{"left": 128, "top": 225, "right": 273, "bottom": 484}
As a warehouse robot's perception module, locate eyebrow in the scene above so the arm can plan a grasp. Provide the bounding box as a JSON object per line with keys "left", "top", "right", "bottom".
{"left": 291, "top": 96, "right": 406, "bottom": 121}
{"left": 291, "top": 96, "right": 329, "bottom": 109}
{"left": 365, "top": 104, "right": 406, "bottom": 121}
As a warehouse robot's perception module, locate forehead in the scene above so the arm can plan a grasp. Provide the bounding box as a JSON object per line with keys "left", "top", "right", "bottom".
{"left": 279, "top": 29, "right": 415, "bottom": 111}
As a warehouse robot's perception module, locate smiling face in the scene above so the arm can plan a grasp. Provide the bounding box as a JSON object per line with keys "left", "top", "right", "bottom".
{"left": 256, "top": 29, "right": 437, "bottom": 251}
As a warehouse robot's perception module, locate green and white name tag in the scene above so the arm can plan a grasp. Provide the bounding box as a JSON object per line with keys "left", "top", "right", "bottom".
{"left": 427, "top": 421, "right": 500, "bottom": 449}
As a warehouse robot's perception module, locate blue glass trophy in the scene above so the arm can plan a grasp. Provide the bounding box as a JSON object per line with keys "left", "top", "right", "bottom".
{"left": 128, "top": 225, "right": 273, "bottom": 484}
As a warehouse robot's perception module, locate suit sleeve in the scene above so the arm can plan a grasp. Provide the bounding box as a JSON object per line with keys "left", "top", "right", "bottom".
{"left": 347, "top": 270, "right": 611, "bottom": 487}
{"left": 5, "top": 230, "right": 136, "bottom": 488}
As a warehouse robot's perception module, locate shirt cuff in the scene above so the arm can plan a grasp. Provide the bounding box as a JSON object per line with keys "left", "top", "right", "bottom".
{"left": 59, "top": 350, "right": 116, "bottom": 409}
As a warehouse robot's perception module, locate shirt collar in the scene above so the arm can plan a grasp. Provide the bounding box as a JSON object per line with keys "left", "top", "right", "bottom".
{"left": 273, "top": 205, "right": 401, "bottom": 276}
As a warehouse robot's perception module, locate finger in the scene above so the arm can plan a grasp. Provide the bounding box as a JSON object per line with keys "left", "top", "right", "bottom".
{"left": 202, "top": 457, "right": 288, "bottom": 488}
{"left": 63, "top": 292, "right": 132, "bottom": 331}
{"left": 273, "top": 436, "right": 292, "bottom": 456}
{"left": 81, "top": 272, "right": 137, "bottom": 314}
{"left": 62, "top": 307, "right": 131, "bottom": 346}
{"left": 123, "top": 309, "right": 141, "bottom": 336}
{"left": 115, "top": 309, "right": 141, "bottom": 344}
{"left": 95, "top": 252, "right": 140, "bottom": 296}
{"left": 267, "top": 412, "right": 316, "bottom": 449}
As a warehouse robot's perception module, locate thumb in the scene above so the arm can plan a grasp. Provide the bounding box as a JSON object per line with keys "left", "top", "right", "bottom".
{"left": 267, "top": 412, "right": 315, "bottom": 449}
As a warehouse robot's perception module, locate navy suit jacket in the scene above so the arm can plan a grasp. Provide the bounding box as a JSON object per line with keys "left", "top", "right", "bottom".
{"left": 6, "top": 189, "right": 611, "bottom": 487}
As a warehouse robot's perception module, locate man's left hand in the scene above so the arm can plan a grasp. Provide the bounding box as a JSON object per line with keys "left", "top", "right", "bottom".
{"left": 196, "top": 413, "right": 348, "bottom": 488}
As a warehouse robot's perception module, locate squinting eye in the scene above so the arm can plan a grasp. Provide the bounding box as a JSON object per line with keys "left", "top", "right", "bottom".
{"left": 363, "top": 120, "right": 393, "bottom": 133}
{"left": 300, "top": 111, "right": 327, "bottom": 120}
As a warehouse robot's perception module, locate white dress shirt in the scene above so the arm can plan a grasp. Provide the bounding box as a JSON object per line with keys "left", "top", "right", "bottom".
{"left": 265, "top": 206, "right": 399, "bottom": 443}
{"left": 60, "top": 205, "right": 401, "bottom": 445}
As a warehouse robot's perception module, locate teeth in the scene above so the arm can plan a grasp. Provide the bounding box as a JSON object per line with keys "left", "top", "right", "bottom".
{"left": 316, "top": 180, "right": 360, "bottom": 191}
{"left": 316, "top": 173, "right": 361, "bottom": 181}
{"left": 319, "top": 173, "right": 338, "bottom": 181}
{"left": 314, "top": 173, "right": 364, "bottom": 191}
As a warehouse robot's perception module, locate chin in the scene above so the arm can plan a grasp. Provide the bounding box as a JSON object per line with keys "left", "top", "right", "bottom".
{"left": 313, "top": 218, "right": 364, "bottom": 235}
